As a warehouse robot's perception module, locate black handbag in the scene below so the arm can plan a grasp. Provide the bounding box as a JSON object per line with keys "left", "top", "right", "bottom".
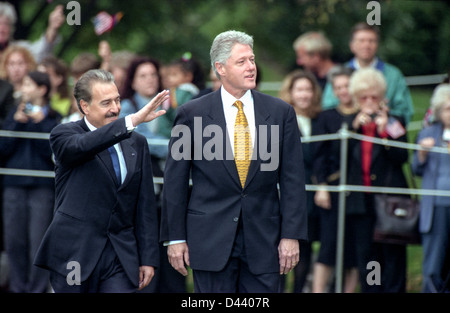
{"left": 373, "top": 193, "right": 421, "bottom": 245}
{"left": 373, "top": 164, "right": 421, "bottom": 245}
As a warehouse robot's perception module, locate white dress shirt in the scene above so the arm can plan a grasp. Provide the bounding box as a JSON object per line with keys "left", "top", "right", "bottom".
{"left": 221, "top": 87, "right": 256, "bottom": 153}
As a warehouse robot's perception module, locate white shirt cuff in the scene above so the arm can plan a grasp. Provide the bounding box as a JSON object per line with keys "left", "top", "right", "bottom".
{"left": 125, "top": 115, "right": 136, "bottom": 132}
{"left": 163, "top": 240, "right": 186, "bottom": 246}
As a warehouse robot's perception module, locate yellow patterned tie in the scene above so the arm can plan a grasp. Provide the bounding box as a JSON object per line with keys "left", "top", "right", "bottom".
{"left": 234, "top": 100, "right": 252, "bottom": 188}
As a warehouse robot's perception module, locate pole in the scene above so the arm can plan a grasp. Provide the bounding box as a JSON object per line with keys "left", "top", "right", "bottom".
{"left": 335, "top": 123, "right": 349, "bottom": 293}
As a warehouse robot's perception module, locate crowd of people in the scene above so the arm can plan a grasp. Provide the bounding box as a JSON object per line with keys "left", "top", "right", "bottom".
{"left": 0, "top": 2, "right": 449, "bottom": 293}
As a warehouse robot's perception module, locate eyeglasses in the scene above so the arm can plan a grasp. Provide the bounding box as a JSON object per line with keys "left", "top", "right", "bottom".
{"left": 357, "top": 95, "right": 381, "bottom": 102}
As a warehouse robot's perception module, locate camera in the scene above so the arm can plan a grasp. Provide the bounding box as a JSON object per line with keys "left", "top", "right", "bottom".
{"left": 23, "top": 103, "right": 40, "bottom": 114}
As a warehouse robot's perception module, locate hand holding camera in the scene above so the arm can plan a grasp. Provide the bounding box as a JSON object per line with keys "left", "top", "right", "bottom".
{"left": 14, "top": 102, "right": 45, "bottom": 124}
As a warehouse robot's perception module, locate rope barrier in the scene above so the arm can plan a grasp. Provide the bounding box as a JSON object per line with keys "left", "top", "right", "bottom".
{"left": 2, "top": 128, "right": 449, "bottom": 197}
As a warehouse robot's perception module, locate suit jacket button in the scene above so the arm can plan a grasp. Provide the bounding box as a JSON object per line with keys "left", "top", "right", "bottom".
{"left": 233, "top": 217, "right": 239, "bottom": 222}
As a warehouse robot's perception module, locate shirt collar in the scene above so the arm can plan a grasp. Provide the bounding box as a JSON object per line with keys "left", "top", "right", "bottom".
{"left": 352, "top": 56, "right": 379, "bottom": 70}
{"left": 220, "top": 86, "right": 253, "bottom": 107}
{"left": 84, "top": 116, "right": 97, "bottom": 131}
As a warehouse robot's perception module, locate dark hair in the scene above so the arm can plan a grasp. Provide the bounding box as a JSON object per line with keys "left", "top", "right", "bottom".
{"left": 73, "top": 69, "right": 115, "bottom": 114}
{"left": 328, "top": 65, "right": 355, "bottom": 84}
{"left": 170, "top": 52, "right": 205, "bottom": 90}
{"left": 350, "top": 22, "right": 380, "bottom": 42}
{"left": 120, "top": 56, "right": 162, "bottom": 110}
{"left": 40, "top": 56, "right": 70, "bottom": 98}
{"left": 279, "top": 69, "right": 322, "bottom": 119}
{"left": 27, "top": 71, "right": 51, "bottom": 102}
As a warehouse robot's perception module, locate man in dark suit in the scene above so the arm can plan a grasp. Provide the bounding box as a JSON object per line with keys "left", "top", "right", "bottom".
{"left": 160, "top": 30, "right": 308, "bottom": 292}
{"left": 34, "top": 69, "right": 169, "bottom": 292}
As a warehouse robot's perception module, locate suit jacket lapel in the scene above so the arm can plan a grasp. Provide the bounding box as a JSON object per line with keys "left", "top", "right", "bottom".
{"left": 244, "top": 91, "right": 271, "bottom": 189}
{"left": 119, "top": 139, "right": 137, "bottom": 189}
{"left": 79, "top": 118, "right": 123, "bottom": 187}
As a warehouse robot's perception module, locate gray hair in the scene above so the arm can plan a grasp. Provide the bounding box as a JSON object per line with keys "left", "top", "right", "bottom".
{"left": 430, "top": 83, "right": 450, "bottom": 122}
{"left": 210, "top": 30, "right": 253, "bottom": 79}
{"left": 0, "top": 2, "right": 17, "bottom": 38}
{"left": 327, "top": 65, "right": 354, "bottom": 85}
{"left": 74, "top": 69, "right": 115, "bottom": 114}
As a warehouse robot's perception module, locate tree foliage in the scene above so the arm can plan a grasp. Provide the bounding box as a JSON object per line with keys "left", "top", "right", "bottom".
{"left": 14, "top": 0, "right": 450, "bottom": 78}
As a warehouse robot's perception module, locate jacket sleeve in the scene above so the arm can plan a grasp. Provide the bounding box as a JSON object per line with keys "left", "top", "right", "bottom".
{"left": 160, "top": 105, "right": 193, "bottom": 242}
{"left": 278, "top": 105, "right": 308, "bottom": 241}
{"left": 135, "top": 134, "right": 160, "bottom": 267}
{"left": 50, "top": 118, "right": 131, "bottom": 168}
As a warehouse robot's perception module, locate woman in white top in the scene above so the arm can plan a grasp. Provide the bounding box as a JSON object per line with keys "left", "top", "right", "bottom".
{"left": 278, "top": 69, "right": 322, "bottom": 292}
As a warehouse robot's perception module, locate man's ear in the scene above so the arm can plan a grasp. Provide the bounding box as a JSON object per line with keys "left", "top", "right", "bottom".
{"left": 80, "top": 99, "right": 89, "bottom": 115}
{"left": 215, "top": 62, "right": 225, "bottom": 77}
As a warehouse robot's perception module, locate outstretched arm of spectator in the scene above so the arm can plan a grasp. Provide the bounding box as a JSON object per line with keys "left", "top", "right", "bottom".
{"left": 98, "top": 40, "right": 112, "bottom": 71}
{"left": 45, "top": 5, "right": 65, "bottom": 44}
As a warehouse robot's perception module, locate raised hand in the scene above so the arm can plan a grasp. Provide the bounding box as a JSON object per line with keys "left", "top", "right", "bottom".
{"left": 130, "top": 90, "right": 169, "bottom": 127}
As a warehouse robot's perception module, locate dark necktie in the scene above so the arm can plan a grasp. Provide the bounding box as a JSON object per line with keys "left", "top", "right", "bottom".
{"left": 108, "top": 146, "right": 121, "bottom": 185}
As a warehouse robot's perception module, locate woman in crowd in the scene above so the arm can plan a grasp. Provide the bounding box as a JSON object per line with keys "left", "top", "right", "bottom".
{"left": 119, "top": 56, "right": 168, "bottom": 163}
{"left": 0, "top": 71, "right": 60, "bottom": 292}
{"left": 412, "top": 83, "right": 450, "bottom": 293}
{"left": 279, "top": 69, "right": 322, "bottom": 292}
{"left": 37, "top": 55, "right": 71, "bottom": 117}
{"left": 0, "top": 45, "right": 36, "bottom": 103}
{"left": 312, "top": 65, "right": 359, "bottom": 292}
{"left": 346, "top": 67, "right": 409, "bottom": 292}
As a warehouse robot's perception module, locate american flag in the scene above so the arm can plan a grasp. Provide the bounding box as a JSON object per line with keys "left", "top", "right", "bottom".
{"left": 93, "top": 11, "right": 123, "bottom": 36}
{"left": 386, "top": 117, "right": 406, "bottom": 139}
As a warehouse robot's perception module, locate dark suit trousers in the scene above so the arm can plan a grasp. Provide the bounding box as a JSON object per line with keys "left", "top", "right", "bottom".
{"left": 49, "top": 240, "right": 136, "bottom": 293}
{"left": 192, "top": 217, "right": 280, "bottom": 293}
